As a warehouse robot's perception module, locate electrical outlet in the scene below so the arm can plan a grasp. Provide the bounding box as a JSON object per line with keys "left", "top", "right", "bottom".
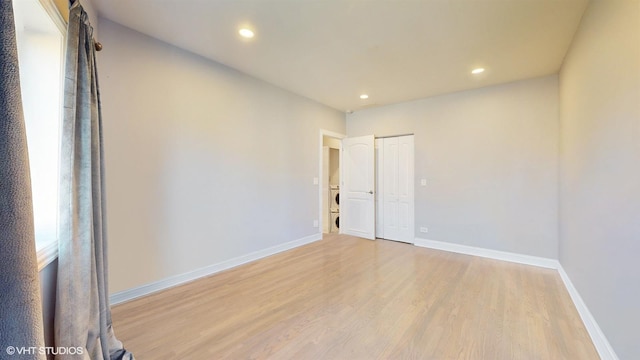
{"left": 313, "top": 177, "right": 319, "bottom": 185}
{"left": 313, "top": 220, "right": 319, "bottom": 228}
{"left": 420, "top": 179, "right": 427, "bottom": 186}
{"left": 420, "top": 227, "right": 428, "bottom": 233}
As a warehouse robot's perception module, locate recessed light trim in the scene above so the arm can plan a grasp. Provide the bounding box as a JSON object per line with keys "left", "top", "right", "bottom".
{"left": 360, "top": 94, "right": 369, "bottom": 99}
{"left": 239, "top": 28, "right": 254, "bottom": 38}
{"left": 471, "top": 68, "right": 485, "bottom": 74}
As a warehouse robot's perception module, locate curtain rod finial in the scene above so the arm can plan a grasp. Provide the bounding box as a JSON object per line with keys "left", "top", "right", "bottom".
{"left": 94, "top": 42, "right": 102, "bottom": 51}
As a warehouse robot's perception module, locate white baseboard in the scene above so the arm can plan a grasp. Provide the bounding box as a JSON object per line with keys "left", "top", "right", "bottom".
{"left": 557, "top": 265, "right": 619, "bottom": 360}
{"left": 110, "top": 233, "right": 323, "bottom": 305}
{"left": 413, "top": 237, "right": 559, "bottom": 269}
{"left": 413, "top": 237, "right": 618, "bottom": 360}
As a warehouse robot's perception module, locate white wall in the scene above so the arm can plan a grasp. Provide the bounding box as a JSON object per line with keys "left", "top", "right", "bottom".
{"left": 81, "top": 0, "right": 98, "bottom": 37}
{"left": 348, "top": 76, "right": 559, "bottom": 258}
{"left": 98, "top": 19, "right": 345, "bottom": 294}
{"left": 559, "top": 1, "right": 640, "bottom": 359}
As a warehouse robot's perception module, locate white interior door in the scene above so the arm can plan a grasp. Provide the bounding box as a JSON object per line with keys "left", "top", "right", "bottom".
{"left": 342, "top": 135, "right": 375, "bottom": 240}
{"left": 383, "top": 137, "right": 400, "bottom": 240}
{"left": 397, "top": 135, "right": 414, "bottom": 242}
{"left": 377, "top": 135, "right": 414, "bottom": 243}
{"left": 375, "top": 139, "right": 384, "bottom": 237}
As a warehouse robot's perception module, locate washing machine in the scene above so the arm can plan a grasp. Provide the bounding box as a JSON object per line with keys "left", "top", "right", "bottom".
{"left": 330, "top": 210, "right": 340, "bottom": 233}
{"left": 330, "top": 185, "right": 340, "bottom": 211}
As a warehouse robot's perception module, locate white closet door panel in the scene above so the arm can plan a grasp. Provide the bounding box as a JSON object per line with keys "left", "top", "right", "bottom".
{"left": 376, "top": 135, "right": 414, "bottom": 244}
{"left": 375, "top": 139, "right": 384, "bottom": 238}
{"left": 384, "top": 139, "right": 399, "bottom": 199}
{"left": 385, "top": 201, "right": 399, "bottom": 224}
{"left": 397, "top": 135, "right": 414, "bottom": 243}
{"left": 399, "top": 202, "right": 410, "bottom": 231}
{"left": 383, "top": 137, "right": 399, "bottom": 241}
{"left": 399, "top": 141, "right": 411, "bottom": 199}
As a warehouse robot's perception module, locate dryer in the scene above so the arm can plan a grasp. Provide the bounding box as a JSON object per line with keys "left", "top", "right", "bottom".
{"left": 330, "top": 210, "right": 339, "bottom": 233}
{"left": 330, "top": 185, "right": 340, "bottom": 211}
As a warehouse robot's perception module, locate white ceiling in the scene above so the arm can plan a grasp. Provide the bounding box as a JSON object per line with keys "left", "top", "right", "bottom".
{"left": 93, "top": 0, "right": 588, "bottom": 112}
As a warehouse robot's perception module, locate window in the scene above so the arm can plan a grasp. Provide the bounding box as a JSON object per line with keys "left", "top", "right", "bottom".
{"left": 12, "top": 0, "right": 66, "bottom": 269}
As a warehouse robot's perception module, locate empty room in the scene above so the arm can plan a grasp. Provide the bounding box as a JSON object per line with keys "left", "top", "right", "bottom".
{"left": 1, "top": 0, "right": 638, "bottom": 359}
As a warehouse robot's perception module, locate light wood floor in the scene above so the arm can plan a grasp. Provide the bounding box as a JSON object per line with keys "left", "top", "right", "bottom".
{"left": 111, "top": 234, "right": 598, "bottom": 359}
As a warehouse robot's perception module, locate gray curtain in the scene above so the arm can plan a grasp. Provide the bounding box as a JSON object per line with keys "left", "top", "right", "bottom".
{"left": 54, "top": 2, "right": 133, "bottom": 359}
{"left": 0, "top": 1, "right": 47, "bottom": 359}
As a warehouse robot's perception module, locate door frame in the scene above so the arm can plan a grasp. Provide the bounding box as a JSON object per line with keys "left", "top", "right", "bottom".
{"left": 318, "top": 129, "right": 346, "bottom": 237}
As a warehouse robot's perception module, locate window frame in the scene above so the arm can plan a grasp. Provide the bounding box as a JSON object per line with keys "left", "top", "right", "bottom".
{"left": 14, "top": 0, "right": 68, "bottom": 270}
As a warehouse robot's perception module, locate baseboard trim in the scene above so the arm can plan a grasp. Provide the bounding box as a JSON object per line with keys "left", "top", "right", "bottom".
{"left": 557, "top": 265, "right": 619, "bottom": 360}
{"left": 110, "top": 233, "right": 323, "bottom": 305}
{"left": 413, "top": 237, "right": 559, "bottom": 269}
{"left": 413, "top": 237, "right": 618, "bottom": 360}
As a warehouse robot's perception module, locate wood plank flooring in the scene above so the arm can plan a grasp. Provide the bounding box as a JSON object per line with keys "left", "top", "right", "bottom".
{"left": 111, "top": 234, "right": 598, "bottom": 359}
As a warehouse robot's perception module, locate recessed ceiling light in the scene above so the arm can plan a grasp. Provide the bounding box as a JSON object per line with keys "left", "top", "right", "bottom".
{"left": 360, "top": 94, "right": 369, "bottom": 99}
{"left": 239, "top": 28, "right": 254, "bottom": 38}
{"left": 471, "top": 68, "right": 485, "bottom": 74}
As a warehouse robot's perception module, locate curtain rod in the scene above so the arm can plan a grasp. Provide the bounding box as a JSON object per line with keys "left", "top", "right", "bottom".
{"left": 66, "top": 0, "right": 102, "bottom": 51}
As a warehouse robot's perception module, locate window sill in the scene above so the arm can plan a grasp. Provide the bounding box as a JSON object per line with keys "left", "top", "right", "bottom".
{"left": 37, "top": 241, "right": 58, "bottom": 271}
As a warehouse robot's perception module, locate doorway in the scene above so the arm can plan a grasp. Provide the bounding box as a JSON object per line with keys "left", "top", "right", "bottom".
{"left": 319, "top": 130, "right": 345, "bottom": 236}
{"left": 328, "top": 132, "right": 415, "bottom": 244}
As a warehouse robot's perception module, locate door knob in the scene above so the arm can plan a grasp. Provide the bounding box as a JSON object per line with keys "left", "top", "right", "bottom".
{"left": 368, "top": 190, "right": 374, "bottom": 194}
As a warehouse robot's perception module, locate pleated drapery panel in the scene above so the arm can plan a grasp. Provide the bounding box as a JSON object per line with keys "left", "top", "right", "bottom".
{"left": 54, "top": 1, "right": 134, "bottom": 359}
{"left": 0, "top": 1, "right": 47, "bottom": 359}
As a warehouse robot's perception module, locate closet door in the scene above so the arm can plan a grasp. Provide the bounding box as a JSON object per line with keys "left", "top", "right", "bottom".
{"left": 383, "top": 137, "right": 400, "bottom": 241}
{"left": 380, "top": 135, "right": 414, "bottom": 243}
{"left": 397, "top": 135, "right": 414, "bottom": 243}
{"left": 375, "top": 139, "right": 384, "bottom": 238}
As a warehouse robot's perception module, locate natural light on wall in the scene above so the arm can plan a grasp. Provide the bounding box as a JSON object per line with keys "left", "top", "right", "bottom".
{"left": 13, "top": 0, "right": 65, "bottom": 262}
